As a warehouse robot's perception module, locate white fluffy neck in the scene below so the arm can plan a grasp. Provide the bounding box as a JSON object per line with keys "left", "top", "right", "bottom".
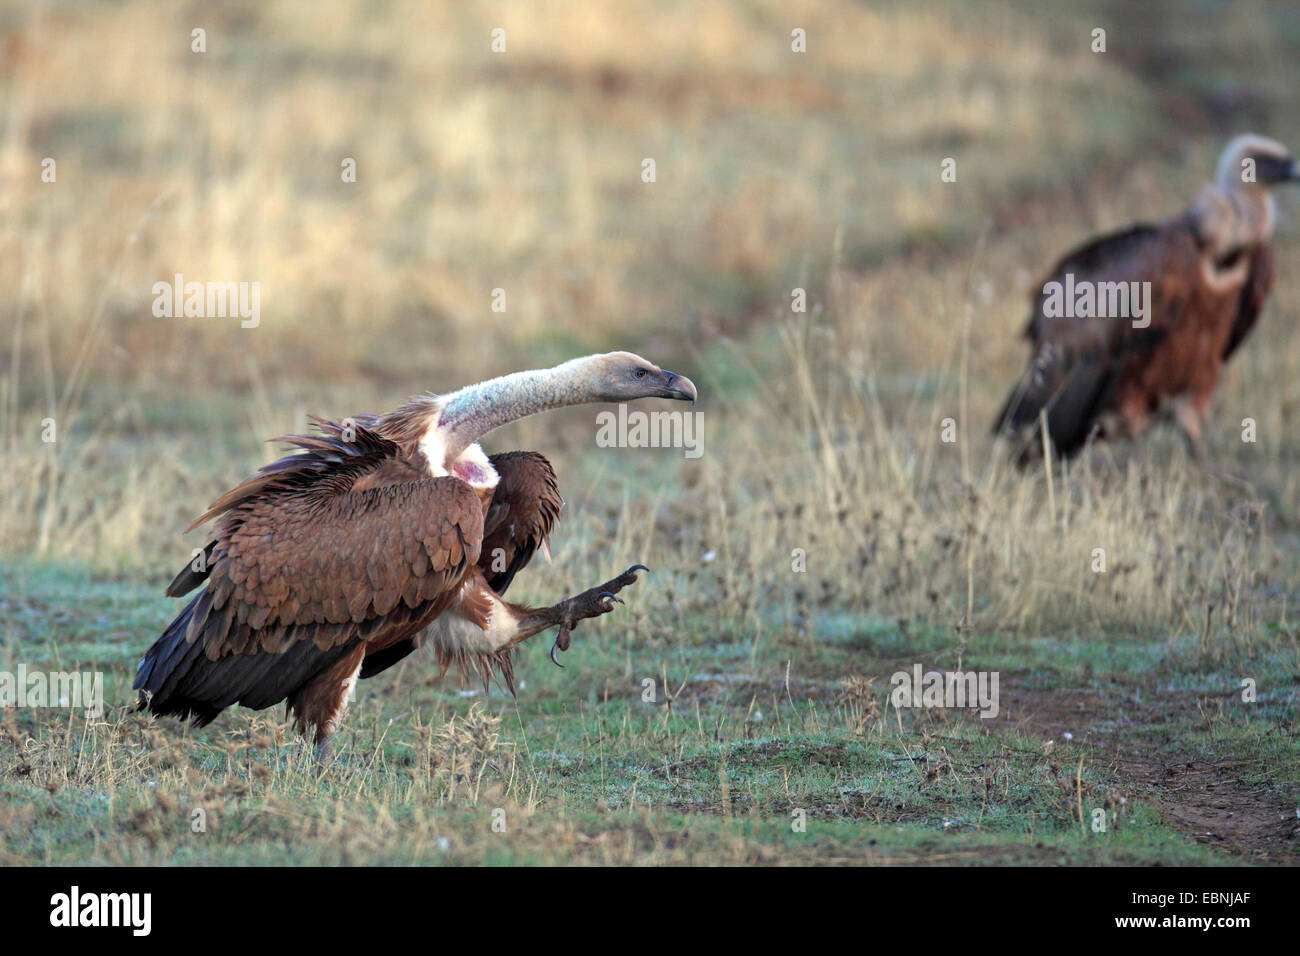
{"left": 418, "top": 428, "right": 499, "bottom": 491}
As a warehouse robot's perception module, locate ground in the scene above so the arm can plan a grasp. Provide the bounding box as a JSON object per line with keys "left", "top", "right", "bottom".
{"left": 1, "top": 0, "right": 1298, "bottom": 865}
{"left": 2, "top": 560, "right": 1296, "bottom": 864}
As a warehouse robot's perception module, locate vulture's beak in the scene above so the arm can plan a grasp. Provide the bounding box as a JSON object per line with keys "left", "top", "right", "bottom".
{"left": 660, "top": 370, "right": 697, "bottom": 404}
{"left": 1289, "top": 158, "right": 1300, "bottom": 183}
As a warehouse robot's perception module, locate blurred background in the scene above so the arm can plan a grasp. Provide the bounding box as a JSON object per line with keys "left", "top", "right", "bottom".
{"left": 2, "top": 0, "right": 1299, "bottom": 638}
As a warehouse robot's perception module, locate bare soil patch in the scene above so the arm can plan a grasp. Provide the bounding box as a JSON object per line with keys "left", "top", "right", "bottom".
{"left": 989, "top": 681, "right": 1299, "bottom": 863}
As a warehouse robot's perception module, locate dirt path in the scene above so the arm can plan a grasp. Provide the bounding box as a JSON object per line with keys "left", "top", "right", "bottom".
{"left": 990, "top": 681, "right": 1299, "bottom": 864}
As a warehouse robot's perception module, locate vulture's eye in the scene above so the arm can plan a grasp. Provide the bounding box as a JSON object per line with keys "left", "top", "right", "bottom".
{"left": 635, "top": 368, "right": 647, "bottom": 379}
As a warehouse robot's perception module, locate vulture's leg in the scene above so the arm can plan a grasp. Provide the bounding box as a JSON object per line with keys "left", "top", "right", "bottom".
{"left": 1112, "top": 395, "right": 1151, "bottom": 444}
{"left": 1171, "top": 393, "right": 1205, "bottom": 460}
{"left": 287, "top": 645, "right": 366, "bottom": 764}
{"left": 548, "top": 565, "right": 648, "bottom": 665}
{"left": 472, "top": 564, "right": 648, "bottom": 665}
{"left": 510, "top": 565, "right": 650, "bottom": 666}
{"left": 424, "top": 566, "right": 649, "bottom": 671}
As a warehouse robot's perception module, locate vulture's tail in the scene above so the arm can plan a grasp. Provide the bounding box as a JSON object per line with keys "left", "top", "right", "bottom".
{"left": 134, "top": 594, "right": 355, "bottom": 726}
{"left": 991, "top": 361, "right": 1113, "bottom": 465}
{"left": 133, "top": 592, "right": 224, "bottom": 726}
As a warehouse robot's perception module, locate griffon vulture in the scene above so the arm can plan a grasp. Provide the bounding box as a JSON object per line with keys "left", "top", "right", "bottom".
{"left": 994, "top": 134, "right": 1298, "bottom": 460}
{"left": 134, "top": 352, "right": 697, "bottom": 759}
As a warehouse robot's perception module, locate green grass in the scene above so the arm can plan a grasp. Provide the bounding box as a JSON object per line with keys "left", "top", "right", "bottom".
{"left": 1, "top": 560, "right": 1292, "bottom": 865}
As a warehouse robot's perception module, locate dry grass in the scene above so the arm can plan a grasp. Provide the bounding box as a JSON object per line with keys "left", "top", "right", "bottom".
{"left": 3, "top": 0, "right": 1299, "bottom": 643}
{"left": 1, "top": 0, "right": 1299, "bottom": 865}
{"left": 2, "top": 0, "right": 1146, "bottom": 394}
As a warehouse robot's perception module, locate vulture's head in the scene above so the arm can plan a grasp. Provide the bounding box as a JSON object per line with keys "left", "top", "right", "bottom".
{"left": 580, "top": 351, "right": 698, "bottom": 404}
{"left": 1218, "top": 134, "right": 1300, "bottom": 190}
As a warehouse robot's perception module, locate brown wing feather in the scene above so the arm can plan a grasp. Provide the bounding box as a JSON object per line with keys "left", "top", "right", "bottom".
{"left": 479, "top": 451, "right": 562, "bottom": 595}
{"left": 357, "top": 451, "right": 562, "bottom": 681}
{"left": 136, "top": 419, "right": 484, "bottom": 725}
{"left": 1222, "top": 244, "right": 1274, "bottom": 361}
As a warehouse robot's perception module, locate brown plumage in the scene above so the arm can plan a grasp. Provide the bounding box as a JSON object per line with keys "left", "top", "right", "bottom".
{"left": 994, "top": 134, "right": 1297, "bottom": 460}
{"left": 354, "top": 450, "right": 562, "bottom": 686}
{"left": 135, "top": 352, "right": 697, "bottom": 759}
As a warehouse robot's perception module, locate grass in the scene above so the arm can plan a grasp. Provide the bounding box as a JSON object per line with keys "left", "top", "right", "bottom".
{"left": 2, "top": 0, "right": 1300, "bottom": 865}
{"left": 1, "top": 558, "right": 1295, "bottom": 864}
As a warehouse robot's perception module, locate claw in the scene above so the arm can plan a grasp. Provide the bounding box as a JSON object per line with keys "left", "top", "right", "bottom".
{"left": 627, "top": 564, "right": 650, "bottom": 576}
{"left": 551, "top": 621, "right": 572, "bottom": 666}
{"left": 599, "top": 591, "right": 624, "bottom": 606}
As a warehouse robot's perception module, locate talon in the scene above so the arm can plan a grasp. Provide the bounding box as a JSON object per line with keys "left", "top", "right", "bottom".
{"left": 599, "top": 591, "right": 624, "bottom": 606}
{"left": 627, "top": 564, "right": 650, "bottom": 576}
{"left": 549, "top": 639, "right": 564, "bottom": 668}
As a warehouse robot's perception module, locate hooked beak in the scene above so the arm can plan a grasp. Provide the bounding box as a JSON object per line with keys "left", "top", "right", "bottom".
{"left": 659, "top": 369, "right": 697, "bottom": 403}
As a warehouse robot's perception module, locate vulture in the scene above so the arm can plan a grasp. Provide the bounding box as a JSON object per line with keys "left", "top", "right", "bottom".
{"left": 994, "top": 134, "right": 1298, "bottom": 460}
{"left": 134, "top": 352, "right": 697, "bottom": 759}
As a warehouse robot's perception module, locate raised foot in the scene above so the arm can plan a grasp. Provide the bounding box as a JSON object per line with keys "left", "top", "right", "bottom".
{"left": 549, "top": 564, "right": 649, "bottom": 667}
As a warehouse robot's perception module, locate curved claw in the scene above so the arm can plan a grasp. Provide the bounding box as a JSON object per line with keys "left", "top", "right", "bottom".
{"left": 598, "top": 591, "right": 624, "bottom": 607}
{"left": 550, "top": 639, "right": 565, "bottom": 668}
{"left": 627, "top": 564, "right": 651, "bottom": 576}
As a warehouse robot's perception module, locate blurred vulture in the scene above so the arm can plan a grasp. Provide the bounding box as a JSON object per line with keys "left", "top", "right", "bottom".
{"left": 994, "top": 134, "right": 1298, "bottom": 460}
{"left": 134, "top": 352, "right": 697, "bottom": 759}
